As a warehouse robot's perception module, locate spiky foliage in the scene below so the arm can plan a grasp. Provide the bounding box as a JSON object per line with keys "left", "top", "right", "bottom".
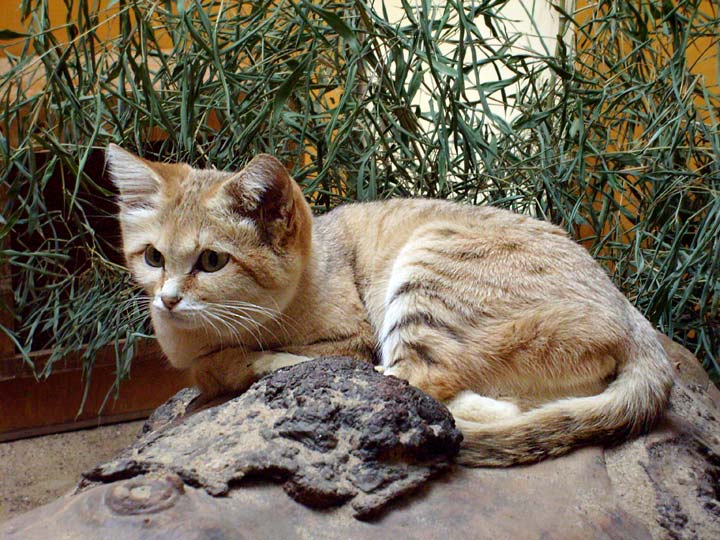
{"left": 1, "top": 0, "right": 718, "bottom": 402}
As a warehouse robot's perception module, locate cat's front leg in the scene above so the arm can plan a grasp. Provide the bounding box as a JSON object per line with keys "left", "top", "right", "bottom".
{"left": 245, "top": 351, "right": 312, "bottom": 376}
{"left": 190, "top": 348, "right": 311, "bottom": 399}
{"left": 280, "top": 335, "right": 377, "bottom": 363}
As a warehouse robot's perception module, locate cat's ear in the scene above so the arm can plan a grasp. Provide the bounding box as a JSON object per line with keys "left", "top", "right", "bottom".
{"left": 106, "top": 144, "right": 163, "bottom": 207}
{"left": 223, "top": 154, "right": 296, "bottom": 225}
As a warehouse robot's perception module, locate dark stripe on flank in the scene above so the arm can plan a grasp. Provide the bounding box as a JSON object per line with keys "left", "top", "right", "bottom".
{"left": 388, "top": 280, "right": 428, "bottom": 304}
{"left": 384, "top": 311, "right": 465, "bottom": 343}
{"left": 423, "top": 246, "right": 489, "bottom": 261}
{"left": 409, "top": 260, "right": 474, "bottom": 282}
{"left": 385, "top": 342, "right": 437, "bottom": 368}
{"left": 389, "top": 280, "right": 490, "bottom": 322}
{"left": 433, "top": 227, "right": 461, "bottom": 237}
{"left": 406, "top": 342, "right": 437, "bottom": 365}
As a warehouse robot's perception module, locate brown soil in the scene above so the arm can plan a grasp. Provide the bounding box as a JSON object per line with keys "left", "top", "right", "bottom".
{"left": 0, "top": 421, "right": 143, "bottom": 523}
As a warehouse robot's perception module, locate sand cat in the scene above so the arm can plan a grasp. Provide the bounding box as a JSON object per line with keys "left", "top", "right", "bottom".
{"left": 107, "top": 144, "right": 673, "bottom": 466}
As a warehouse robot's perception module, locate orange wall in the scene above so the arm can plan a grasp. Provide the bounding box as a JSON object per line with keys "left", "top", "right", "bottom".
{"left": 2, "top": 1, "right": 108, "bottom": 57}
{"left": 0, "top": 0, "right": 175, "bottom": 58}
{"left": 575, "top": 0, "right": 718, "bottom": 98}
{"left": 687, "top": 0, "right": 720, "bottom": 93}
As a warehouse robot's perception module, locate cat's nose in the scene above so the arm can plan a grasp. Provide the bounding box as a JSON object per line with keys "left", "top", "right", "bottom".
{"left": 161, "top": 293, "right": 182, "bottom": 310}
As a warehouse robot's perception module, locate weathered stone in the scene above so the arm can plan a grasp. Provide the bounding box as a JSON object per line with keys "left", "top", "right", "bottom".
{"left": 82, "top": 357, "right": 463, "bottom": 518}
{"left": 141, "top": 387, "right": 199, "bottom": 435}
{"left": 2, "top": 337, "right": 719, "bottom": 540}
{"left": 604, "top": 335, "right": 720, "bottom": 540}
{"left": 0, "top": 450, "right": 652, "bottom": 540}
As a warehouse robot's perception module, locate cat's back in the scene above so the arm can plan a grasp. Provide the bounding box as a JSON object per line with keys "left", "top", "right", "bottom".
{"left": 314, "top": 198, "right": 569, "bottom": 255}
{"left": 312, "top": 198, "right": 614, "bottom": 308}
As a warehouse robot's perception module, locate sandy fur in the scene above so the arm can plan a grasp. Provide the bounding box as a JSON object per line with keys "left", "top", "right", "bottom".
{"left": 108, "top": 146, "right": 674, "bottom": 466}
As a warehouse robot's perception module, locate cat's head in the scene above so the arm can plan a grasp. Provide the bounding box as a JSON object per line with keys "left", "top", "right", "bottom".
{"left": 106, "top": 144, "right": 312, "bottom": 365}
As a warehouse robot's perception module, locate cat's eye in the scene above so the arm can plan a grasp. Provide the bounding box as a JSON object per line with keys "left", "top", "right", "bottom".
{"left": 197, "top": 250, "right": 229, "bottom": 273}
{"left": 144, "top": 245, "right": 164, "bottom": 268}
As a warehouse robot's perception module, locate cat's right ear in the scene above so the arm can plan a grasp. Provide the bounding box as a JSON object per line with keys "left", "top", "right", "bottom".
{"left": 106, "top": 144, "right": 163, "bottom": 207}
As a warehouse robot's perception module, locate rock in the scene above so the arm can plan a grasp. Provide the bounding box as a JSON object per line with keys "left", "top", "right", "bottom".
{"left": 1, "top": 337, "right": 719, "bottom": 540}
{"left": 83, "top": 357, "right": 463, "bottom": 519}
{"left": 604, "top": 335, "right": 720, "bottom": 540}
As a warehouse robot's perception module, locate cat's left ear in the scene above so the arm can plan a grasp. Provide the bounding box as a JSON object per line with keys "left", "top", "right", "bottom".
{"left": 106, "top": 144, "right": 164, "bottom": 207}
{"left": 223, "top": 154, "right": 297, "bottom": 227}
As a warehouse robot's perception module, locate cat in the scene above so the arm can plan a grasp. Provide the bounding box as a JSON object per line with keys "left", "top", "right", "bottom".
{"left": 107, "top": 144, "right": 673, "bottom": 466}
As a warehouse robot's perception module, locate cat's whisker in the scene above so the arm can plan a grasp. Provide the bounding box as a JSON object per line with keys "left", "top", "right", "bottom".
{"left": 196, "top": 311, "right": 214, "bottom": 342}
{"left": 116, "top": 293, "right": 151, "bottom": 303}
{"left": 119, "top": 308, "right": 151, "bottom": 326}
{"left": 265, "top": 297, "right": 303, "bottom": 333}
{"left": 210, "top": 308, "right": 275, "bottom": 349}
{"left": 218, "top": 300, "right": 284, "bottom": 318}
{"left": 220, "top": 308, "right": 282, "bottom": 350}
{"left": 211, "top": 310, "right": 247, "bottom": 345}
{"left": 206, "top": 301, "right": 296, "bottom": 343}
{"left": 209, "top": 315, "right": 236, "bottom": 345}
{"left": 220, "top": 308, "right": 293, "bottom": 344}
{"left": 204, "top": 308, "right": 265, "bottom": 351}
{"left": 212, "top": 304, "right": 292, "bottom": 345}
{"left": 116, "top": 300, "right": 150, "bottom": 312}
{"left": 229, "top": 302, "right": 301, "bottom": 339}
{"left": 199, "top": 310, "right": 233, "bottom": 344}
{"left": 122, "top": 314, "right": 150, "bottom": 327}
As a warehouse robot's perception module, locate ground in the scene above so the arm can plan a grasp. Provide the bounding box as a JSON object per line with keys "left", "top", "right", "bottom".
{"left": 0, "top": 420, "right": 143, "bottom": 522}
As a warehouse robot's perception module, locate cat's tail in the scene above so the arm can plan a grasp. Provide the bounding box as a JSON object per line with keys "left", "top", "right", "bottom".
{"left": 454, "top": 313, "right": 673, "bottom": 467}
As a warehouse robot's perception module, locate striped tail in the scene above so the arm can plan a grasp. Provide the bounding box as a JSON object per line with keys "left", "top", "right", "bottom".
{"left": 456, "top": 313, "right": 673, "bottom": 467}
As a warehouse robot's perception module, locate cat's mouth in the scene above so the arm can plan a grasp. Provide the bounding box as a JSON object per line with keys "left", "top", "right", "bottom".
{"left": 150, "top": 295, "right": 212, "bottom": 327}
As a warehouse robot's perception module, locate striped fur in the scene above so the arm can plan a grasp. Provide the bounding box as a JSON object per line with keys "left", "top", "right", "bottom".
{"left": 109, "top": 147, "right": 674, "bottom": 466}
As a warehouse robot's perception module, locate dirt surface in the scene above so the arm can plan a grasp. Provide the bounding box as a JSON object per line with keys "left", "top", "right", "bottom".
{"left": 0, "top": 421, "right": 143, "bottom": 523}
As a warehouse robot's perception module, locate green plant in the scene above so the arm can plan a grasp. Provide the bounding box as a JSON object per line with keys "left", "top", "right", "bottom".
{"left": 1, "top": 0, "right": 718, "bottom": 404}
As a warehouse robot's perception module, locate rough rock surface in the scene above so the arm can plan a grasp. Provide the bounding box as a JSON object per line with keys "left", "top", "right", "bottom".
{"left": 604, "top": 337, "right": 720, "bottom": 540}
{"left": 82, "top": 357, "right": 462, "bottom": 519}
{"left": 1, "top": 336, "right": 719, "bottom": 540}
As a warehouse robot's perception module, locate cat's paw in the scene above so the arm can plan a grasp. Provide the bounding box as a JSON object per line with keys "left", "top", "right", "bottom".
{"left": 186, "top": 390, "right": 239, "bottom": 415}
{"left": 446, "top": 391, "right": 521, "bottom": 423}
